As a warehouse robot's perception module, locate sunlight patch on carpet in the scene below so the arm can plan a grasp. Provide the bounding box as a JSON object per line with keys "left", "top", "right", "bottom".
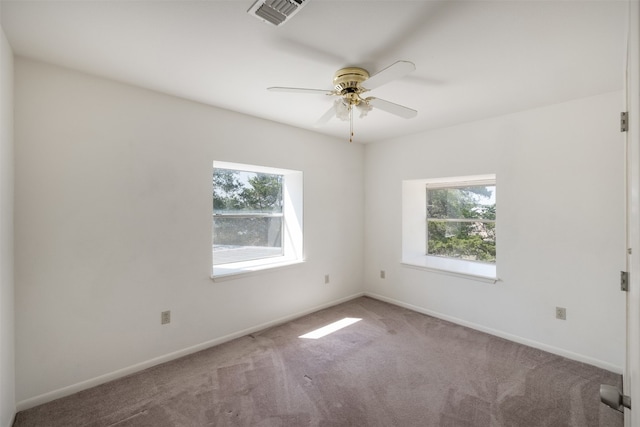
{"left": 299, "top": 317, "right": 362, "bottom": 339}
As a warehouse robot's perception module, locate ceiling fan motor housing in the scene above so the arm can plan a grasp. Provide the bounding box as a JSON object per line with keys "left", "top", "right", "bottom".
{"left": 333, "top": 67, "right": 370, "bottom": 94}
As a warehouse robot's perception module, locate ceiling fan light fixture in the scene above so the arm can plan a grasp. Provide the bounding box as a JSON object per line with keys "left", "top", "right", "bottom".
{"left": 335, "top": 99, "right": 350, "bottom": 121}
{"left": 357, "top": 101, "right": 373, "bottom": 118}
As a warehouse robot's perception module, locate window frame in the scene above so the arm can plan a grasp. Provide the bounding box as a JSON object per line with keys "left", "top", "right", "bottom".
{"left": 212, "top": 161, "right": 304, "bottom": 280}
{"left": 402, "top": 174, "right": 498, "bottom": 283}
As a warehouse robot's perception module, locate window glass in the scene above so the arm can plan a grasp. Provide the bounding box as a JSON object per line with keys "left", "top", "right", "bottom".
{"left": 426, "top": 185, "right": 496, "bottom": 263}
{"left": 213, "top": 168, "right": 284, "bottom": 265}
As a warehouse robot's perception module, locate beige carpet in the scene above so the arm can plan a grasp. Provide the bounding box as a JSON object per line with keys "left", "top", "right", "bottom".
{"left": 14, "top": 296, "right": 623, "bottom": 426}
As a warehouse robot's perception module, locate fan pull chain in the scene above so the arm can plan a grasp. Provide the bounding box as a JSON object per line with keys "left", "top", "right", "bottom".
{"left": 349, "top": 105, "right": 354, "bottom": 143}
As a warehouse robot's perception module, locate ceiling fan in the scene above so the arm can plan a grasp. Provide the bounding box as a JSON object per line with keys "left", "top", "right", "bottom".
{"left": 268, "top": 60, "right": 418, "bottom": 142}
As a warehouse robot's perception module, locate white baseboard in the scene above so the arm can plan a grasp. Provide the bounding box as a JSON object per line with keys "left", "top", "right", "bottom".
{"left": 18, "top": 290, "right": 619, "bottom": 412}
{"left": 364, "top": 292, "right": 623, "bottom": 375}
{"left": 16, "top": 292, "right": 364, "bottom": 412}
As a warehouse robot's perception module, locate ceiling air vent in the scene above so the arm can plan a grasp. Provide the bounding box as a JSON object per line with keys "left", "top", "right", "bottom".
{"left": 247, "top": 0, "right": 309, "bottom": 27}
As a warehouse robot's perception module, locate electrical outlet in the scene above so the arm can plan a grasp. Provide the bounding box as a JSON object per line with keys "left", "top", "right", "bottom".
{"left": 161, "top": 310, "right": 171, "bottom": 325}
{"left": 324, "top": 274, "right": 330, "bottom": 284}
{"left": 555, "top": 307, "right": 566, "bottom": 320}
{"left": 380, "top": 270, "right": 386, "bottom": 279}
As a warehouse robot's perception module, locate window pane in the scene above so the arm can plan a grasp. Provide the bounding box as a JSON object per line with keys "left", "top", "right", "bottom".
{"left": 213, "top": 216, "right": 283, "bottom": 265}
{"left": 427, "top": 220, "right": 496, "bottom": 263}
{"left": 213, "top": 170, "right": 283, "bottom": 214}
{"left": 427, "top": 186, "right": 495, "bottom": 220}
{"left": 213, "top": 167, "right": 284, "bottom": 265}
{"left": 426, "top": 184, "right": 496, "bottom": 263}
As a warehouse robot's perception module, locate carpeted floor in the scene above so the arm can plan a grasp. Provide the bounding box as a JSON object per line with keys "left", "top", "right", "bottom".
{"left": 14, "top": 296, "right": 624, "bottom": 426}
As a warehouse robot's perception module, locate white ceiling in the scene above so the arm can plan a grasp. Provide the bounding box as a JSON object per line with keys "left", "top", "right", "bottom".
{"left": 0, "top": 0, "right": 628, "bottom": 143}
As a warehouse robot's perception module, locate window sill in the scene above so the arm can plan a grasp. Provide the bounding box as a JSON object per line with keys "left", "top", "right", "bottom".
{"left": 401, "top": 256, "right": 498, "bottom": 284}
{"left": 211, "top": 258, "right": 305, "bottom": 282}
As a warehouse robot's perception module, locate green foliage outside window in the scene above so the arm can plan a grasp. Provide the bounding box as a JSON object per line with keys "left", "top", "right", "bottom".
{"left": 213, "top": 169, "right": 283, "bottom": 249}
{"left": 213, "top": 169, "right": 282, "bottom": 214}
{"left": 427, "top": 185, "right": 496, "bottom": 263}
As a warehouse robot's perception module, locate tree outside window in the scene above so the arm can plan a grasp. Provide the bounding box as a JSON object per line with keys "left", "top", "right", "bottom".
{"left": 213, "top": 168, "right": 284, "bottom": 265}
{"left": 426, "top": 185, "right": 496, "bottom": 263}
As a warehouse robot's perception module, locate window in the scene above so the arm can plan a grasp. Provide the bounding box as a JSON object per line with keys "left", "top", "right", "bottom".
{"left": 402, "top": 175, "right": 497, "bottom": 282}
{"left": 213, "top": 169, "right": 283, "bottom": 265}
{"left": 212, "top": 161, "right": 303, "bottom": 279}
{"left": 427, "top": 183, "right": 496, "bottom": 263}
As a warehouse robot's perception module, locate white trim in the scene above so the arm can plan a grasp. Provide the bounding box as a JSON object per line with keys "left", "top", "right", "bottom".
{"left": 212, "top": 161, "right": 297, "bottom": 176}
{"left": 211, "top": 258, "right": 305, "bottom": 281}
{"left": 15, "top": 290, "right": 621, "bottom": 411}
{"left": 624, "top": 1, "right": 640, "bottom": 425}
{"left": 401, "top": 262, "right": 498, "bottom": 284}
{"left": 15, "top": 292, "right": 365, "bottom": 411}
{"left": 425, "top": 175, "right": 496, "bottom": 189}
{"left": 421, "top": 174, "right": 496, "bottom": 188}
{"left": 364, "top": 292, "right": 623, "bottom": 374}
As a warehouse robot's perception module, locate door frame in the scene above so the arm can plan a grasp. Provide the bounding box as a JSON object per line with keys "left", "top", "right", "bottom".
{"left": 625, "top": 1, "right": 639, "bottom": 426}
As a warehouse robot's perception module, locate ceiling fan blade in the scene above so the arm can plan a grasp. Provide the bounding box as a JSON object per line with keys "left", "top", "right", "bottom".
{"left": 268, "top": 87, "right": 334, "bottom": 95}
{"left": 363, "top": 61, "right": 416, "bottom": 90}
{"left": 367, "top": 97, "right": 417, "bottom": 119}
{"left": 314, "top": 104, "right": 337, "bottom": 127}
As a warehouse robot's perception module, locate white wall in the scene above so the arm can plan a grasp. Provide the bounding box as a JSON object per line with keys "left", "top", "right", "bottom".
{"left": 14, "top": 58, "right": 364, "bottom": 407}
{"left": 0, "top": 14, "right": 15, "bottom": 427}
{"left": 364, "top": 91, "right": 626, "bottom": 371}
{"left": 12, "top": 54, "right": 627, "bottom": 410}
